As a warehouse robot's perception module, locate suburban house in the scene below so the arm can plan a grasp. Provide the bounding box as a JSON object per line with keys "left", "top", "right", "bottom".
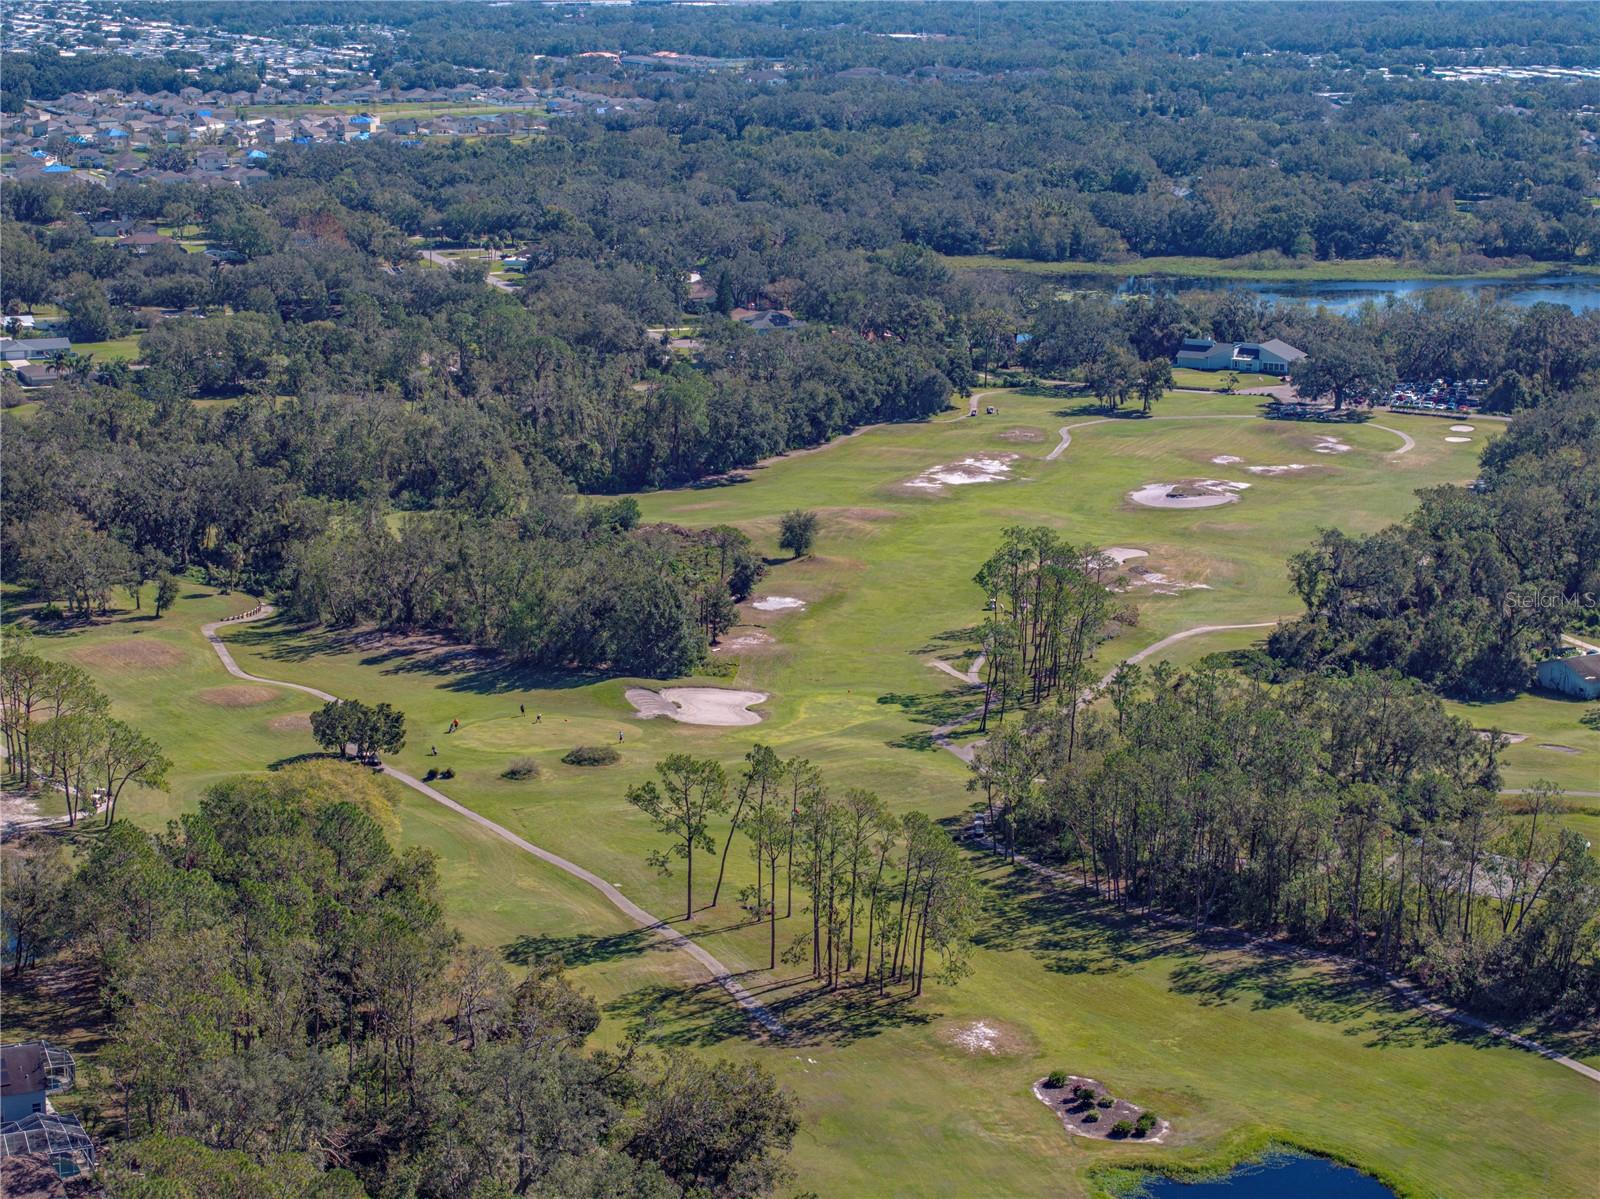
{"left": 1536, "top": 651, "right": 1600, "bottom": 700}
{"left": 1174, "top": 338, "right": 1306, "bottom": 376}
{"left": 0, "top": 337, "right": 71, "bottom": 362}
{"left": 734, "top": 308, "right": 806, "bottom": 333}
{"left": 0, "top": 1043, "right": 75, "bottom": 1123}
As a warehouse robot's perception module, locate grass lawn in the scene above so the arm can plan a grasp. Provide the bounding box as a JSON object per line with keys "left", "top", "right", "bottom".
{"left": 15, "top": 392, "right": 1598, "bottom": 1197}
{"left": 940, "top": 253, "right": 1599, "bottom": 282}
{"left": 74, "top": 333, "right": 143, "bottom": 363}
{"left": 1169, "top": 367, "right": 1280, "bottom": 391}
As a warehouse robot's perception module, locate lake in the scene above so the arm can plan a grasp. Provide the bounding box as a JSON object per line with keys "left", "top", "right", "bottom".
{"left": 1118, "top": 273, "right": 1600, "bottom": 314}
{"left": 1133, "top": 1153, "right": 1398, "bottom": 1198}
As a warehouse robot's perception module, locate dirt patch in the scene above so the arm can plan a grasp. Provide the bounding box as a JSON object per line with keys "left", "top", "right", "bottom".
{"left": 1311, "top": 435, "right": 1352, "bottom": 454}
{"left": 1033, "top": 1075, "right": 1169, "bottom": 1144}
{"left": 1538, "top": 743, "right": 1582, "bottom": 755}
{"left": 751, "top": 596, "right": 806, "bottom": 613}
{"left": 1210, "top": 454, "right": 1243, "bottom": 465}
{"left": 1128, "top": 479, "right": 1247, "bottom": 509}
{"left": 713, "top": 630, "right": 776, "bottom": 654}
{"left": 200, "top": 685, "right": 280, "bottom": 707}
{"left": 1000, "top": 427, "right": 1045, "bottom": 443}
{"left": 1124, "top": 566, "right": 1212, "bottom": 594}
{"left": 71, "top": 638, "right": 183, "bottom": 670}
{"left": 625, "top": 687, "right": 767, "bottom": 726}
{"left": 268, "top": 713, "right": 313, "bottom": 733}
{"left": 1450, "top": 424, "right": 1476, "bottom": 433}
{"left": 1246, "top": 463, "right": 1310, "bottom": 475}
{"left": 1477, "top": 730, "right": 1529, "bottom": 744}
{"left": 905, "top": 453, "right": 1019, "bottom": 491}
{"left": 940, "top": 1018, "right": 1029, "bottom": 1056}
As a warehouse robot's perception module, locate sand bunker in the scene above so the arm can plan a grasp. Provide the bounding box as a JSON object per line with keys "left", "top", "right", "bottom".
{"left": 268, "top": 713, "right": 313, "bottom": 733}
{"left": 200, "top": 685, "right": 280, "bottom": 707}
{"left": 626, "top": 687, "right": 767, "bottom": 726}
{"left": 1477, "top": 730, "right": 1528, "bottom": 744}
{"left": 1000, "top": 427, "right": 1045, "bottom": 443}
{"left": 1538, "top": 743, "right": 1581, "bottom": 755}
{"left": 1129, "top": 479, "right": 1248, "bottom": 509}
{"left": 1445, "top": 436, "right": 1472, "bottom": 443}
{"left": 1450, "top": 424, "right": 1476, "bottom": 433}
{"left": 1127, "top": 568, "right": 1212, "bottom": 594}
{"left": 905, "top": 453, "right": 1018, "bottom": 490}
{"left": 1100, "top": 547, "right": 1149, "bottom": 565}
{"left": 1312, "top": 435, "right": 1352, "bottom": 454}
{"left": 1210, "top": 454, "right": 1243, "bottom": 465}
{"left": 1247, "top": 463, "right": 1309, "bottom": 475}
{"left": 751, "top": 596, "right": 806, "bottom": 612}
{"left": 71, "top": 638, "right": 183, "bottom": 670}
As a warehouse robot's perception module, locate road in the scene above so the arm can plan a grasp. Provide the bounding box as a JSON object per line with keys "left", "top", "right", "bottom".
{"left": 201, "top": 607, "right": 786, "bottom": 1038}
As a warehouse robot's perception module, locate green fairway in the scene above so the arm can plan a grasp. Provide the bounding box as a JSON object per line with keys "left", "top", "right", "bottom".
{"left": 17, "top": 390, "right": 1598, "bottom": 1198}
{"left": 1169, "top": 367, "right": 1281, "bottom": 391}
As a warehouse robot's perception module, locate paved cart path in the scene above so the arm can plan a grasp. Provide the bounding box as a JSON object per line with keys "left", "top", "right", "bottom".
{"left": 202, "top": 606, "right": 786, "bottom": 1038}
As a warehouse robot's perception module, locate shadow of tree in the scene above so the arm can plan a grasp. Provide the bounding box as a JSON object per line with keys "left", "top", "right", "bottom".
{"left": 501, "top": 929, "right": 658, "bottom": 968}
{"left": 605, "top": 976, "right": 936, "bottom": 1050}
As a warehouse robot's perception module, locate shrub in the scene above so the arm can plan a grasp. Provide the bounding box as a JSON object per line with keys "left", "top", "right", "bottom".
{"left": 423, "top": 768, "right": 437, "bottom": 781}
{"left": 438, "top": 767, "right": 454, "bottom": 779}
{"left": 501, "top": 757, "right": 540, "bottom": 781}
{"left": 1134, "top": 1112, "right": 1158, "bottom": 1136}
{"left": 1045, "top": 1070, "right": 1071, "bottom": 1089}
{"left": 1096, "top": 1097, "right": 1113, "bottom": 1109}
{"left": 1110, "top": 1120, "right": 1134, "bottom": 1138}
{"left": 1082, "top": 1112, "right": 1098, "bottom": 1124}
{"left": 563, "top": 745, "right": 620, "bottom": 767}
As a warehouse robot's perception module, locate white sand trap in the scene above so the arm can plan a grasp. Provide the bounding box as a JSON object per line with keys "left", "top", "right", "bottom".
{"left": 1445, "top": 436, "right": 1472, "bottom": 443}
{"left": 752, "top": 595, "right": 806, "bottom": 612}
{"left": 1247, "top": 463, "right": 1309, "bottom": 475}
{"left": 626, "top": 687, "right": 767, "bottom": 726}
{"left": 1312, "top": 435, "right": 1352, "bottom": 454}
{"left": 1129, "top": 479, "right": 1247, "bottom": 509}
{"left": 1210, "top": 454, "right": 1243, "bottom": 465}
{"left": 905, "top": 453, "right": 1018, "bottom": 490}
{"left": 1100, "top": 547, "right": 1149, "bottom": 565}
{"left": 1450, "top": 424, "right": 1476, "bottom": 433}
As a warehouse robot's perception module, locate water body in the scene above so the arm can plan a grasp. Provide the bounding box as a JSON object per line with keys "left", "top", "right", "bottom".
{"left": 1133, "top": 1153, "right": 1397, "bottom": 1198}
{"left": 1117, "top": 273, "right": 1600, "bottom": 314}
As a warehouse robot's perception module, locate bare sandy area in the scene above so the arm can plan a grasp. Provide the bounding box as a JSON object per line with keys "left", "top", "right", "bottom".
{"left": 1099, "top": 547, "right": 1149, "bottom": 565}
{"left": 1247, "top": 463, "right": 1309, "bottom": 475}
{"left": 71, "top": 638, "right": 183, "bottom": 670}
{"left": 1210, "top": 454, "right": 1243, "bottom": 465}
{"left": 751, "top": 596, "right": 806, "bottom": 612}
{"left": 1129, "top": 479, "right": 1248, "bottom": 509}
{"left": 1000, "top": 427, "right": 1045, "bottom": 443}
{"left": 905, "top": 453, "right": 1018, "bottom": 490}
{"left": 940, "top": 1017, "right": 1030, "bottom": 1056}
{"left": 1312, "top": 434, "right": 1352, "bottom": 454}
{"left": 712, "top": 630, "right": 775, "bottom": 654}
{"left": 1450, "top": 424, "right": 1476, "bottom": 432}
{"left": 200, "top": 685, "right": 281, "bottom": 707}
{"left": 1445, "top": 436, "right": 1472, "bottom": 443}
{"left": 625, "top": 687, "right": 768, "bottom": 726}
{"left": 268, "top": 713, "right": 314, "bottom": 733}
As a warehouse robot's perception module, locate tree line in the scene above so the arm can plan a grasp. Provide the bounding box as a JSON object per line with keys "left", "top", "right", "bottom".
{"left": 0, "top": 641, "right": 170, "bottom": 829}
{"left": 969, "top": 663, "right": 1598, "bottom": 1023}
{"left": 627, "top": 745, "right": 979, "bottom": 997}
{"left": 0, "top": 763, "right": 801, "bottom": 1198}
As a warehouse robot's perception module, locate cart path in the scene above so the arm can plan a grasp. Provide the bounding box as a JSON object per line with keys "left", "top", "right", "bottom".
{"left": 929, "top": 622, "right": 1285, "bottom": 762}
{"left": 1047, "top": 413, "right": 1417, "bottom": 462}
{"left": 201, "top": 607, "right": 787, "bottom": 1038}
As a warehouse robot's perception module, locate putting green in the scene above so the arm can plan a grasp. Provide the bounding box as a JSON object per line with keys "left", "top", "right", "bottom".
{"left": 18, "top": 390, "right": 1598, "bottom": 1198}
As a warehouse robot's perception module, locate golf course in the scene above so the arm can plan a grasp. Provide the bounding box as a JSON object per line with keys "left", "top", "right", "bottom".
{"left": 15, "top": 387, "right": 1599, "bottom": 1198}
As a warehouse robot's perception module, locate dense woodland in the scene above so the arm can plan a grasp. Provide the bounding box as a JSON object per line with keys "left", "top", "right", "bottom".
{"left": 1, "top": 764, "right": 799, "bottom": 1198}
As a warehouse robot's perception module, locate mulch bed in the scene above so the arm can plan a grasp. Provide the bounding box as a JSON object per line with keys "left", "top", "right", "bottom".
{"left": 1031, "top": 1074, "right": 1169, "bottom": 1144}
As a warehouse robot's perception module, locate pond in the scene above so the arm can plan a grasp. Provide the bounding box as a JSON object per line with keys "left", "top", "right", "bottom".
{"left": 1117, "top": 273, "right": 1600, "bottom": 314}
{"left": 1132, "top": 1152, "right": 1398, "bottom": 1198}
